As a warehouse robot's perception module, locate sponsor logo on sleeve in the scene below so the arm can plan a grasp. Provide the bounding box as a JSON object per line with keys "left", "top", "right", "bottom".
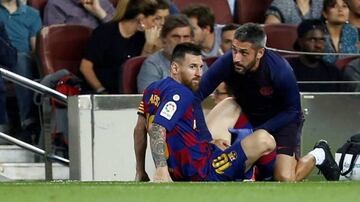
{"left": 160, "top": 101, "right": 177, "bottom": 120}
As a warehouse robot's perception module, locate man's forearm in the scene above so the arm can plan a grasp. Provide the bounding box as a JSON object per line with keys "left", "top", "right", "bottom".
{"left": 134, "top": 116, "right": 148, "bottom": 171}
{"left": 148, "top": 123, "right": 167, "bottom": 168}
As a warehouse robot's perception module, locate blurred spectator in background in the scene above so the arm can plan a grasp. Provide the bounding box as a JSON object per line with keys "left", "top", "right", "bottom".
{"left": 219, "top": 23, "right": 239, "bottom": 54}
{"left": 289, "top": 19, "right": 342, "bottom": 92}
{"left": 137, "top": 15, "right": 195, "bottom": 93}
{"left": 79, "top": 0, "right": 159, "bottom": 94}
{"left": 0, "top": 22, "right": 17, "bottom": 135}
{"left": 182, "top": 4, "right": 222, "bottom": 58}
{"left": 265, "top": 0, "right": 324, "bottom": 24}
{"left": 347, "top": 0, "right": 360, "bottom": 39}
{"left": 322, "top": 0, "right": 358, "bottom": 63}
{"left": 0, "top": 0, "right": 42, "bottom": 144}
{"left": 343, "top": 57, "right": 360, "bottom": 91}
{"left": 154, "top": 0, "right": 170, "bottom": 28}
{"left": 151, "top": 0, "right": 170, "bottom": 51}
{"left": 211, "top": 82, "right": 232, "bottom": 105}
{"left": 44, "top": 0, "right": 115, "bottom": 29}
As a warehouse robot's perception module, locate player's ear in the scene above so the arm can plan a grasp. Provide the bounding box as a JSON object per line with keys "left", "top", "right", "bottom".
{"left": 170, "top": 61, "right": 179, "bottom": 74}
{"left": 257, "top": 48, "right": 265, "bottom": 60}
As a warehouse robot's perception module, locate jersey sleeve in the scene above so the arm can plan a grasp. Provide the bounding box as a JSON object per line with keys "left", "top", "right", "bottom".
{"left": 153, "top": 88, "right": 194, "bottom": 132}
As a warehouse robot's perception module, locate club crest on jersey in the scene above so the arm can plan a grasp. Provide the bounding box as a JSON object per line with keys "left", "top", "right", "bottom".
{"left": 259, "top": 86, "right": 273, "bottom": 96}
{"left": 160, "top": 101, "right": 177, "bottom": 120}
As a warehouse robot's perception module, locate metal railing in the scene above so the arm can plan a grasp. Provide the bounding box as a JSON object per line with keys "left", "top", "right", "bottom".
{"left": 0, "top": 67, "right": 69, "bottom": 179}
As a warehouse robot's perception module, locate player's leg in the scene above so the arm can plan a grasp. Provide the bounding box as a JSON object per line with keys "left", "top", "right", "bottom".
{"left": 241, "top": 129, "right": 276, "bottom": 171}
{"left": 272, "top": 121, "right": 303, "bottom": 181}
{"left": 273, "top": 120, "right": 340, "bottom": 181}
{"left": 274, "top": 154, "right": 297, "bottom": 181}
{"left": 295, "top": 140, "right": 340, "bottom": 181}
{"left": 206, "top": 97, "right": 241, "bottom": 143}
{"left": 206, "top": 129, "right": 275, "bottom": 181}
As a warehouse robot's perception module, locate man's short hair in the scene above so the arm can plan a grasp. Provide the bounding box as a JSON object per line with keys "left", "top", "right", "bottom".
{"left": 234, "top": 23, "right": 267, "bottom": 49}
{"left": 160, "top": 15, "right": 194, "bottom": 39}
{"left": 171, "top": 42, "right": 202, "bottom": 63}
{"left": 181, "top": 4, "right": 215, "bottom": 33}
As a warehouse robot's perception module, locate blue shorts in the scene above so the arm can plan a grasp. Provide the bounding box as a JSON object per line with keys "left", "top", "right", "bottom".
{"left": 205, "top": 141, "right": 247, "bottom": 181}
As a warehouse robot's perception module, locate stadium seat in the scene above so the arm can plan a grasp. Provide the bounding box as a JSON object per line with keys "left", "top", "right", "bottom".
{"left": 122, "top": 56, "right": 147, "bottom": 94}
{"left": 264, "top": 23, "right": 298, "bottom": 53}
{"left": 204, "top": 56, "right": 218, "bottom": 67}
{"left": 335, "top": 56, "right": 359, "bottom": 71}
{"left": 27, "top": 0, "right": 48, "bottom": 18}
{"left": 37, "top": 24, "right": 93, "bottom": 76}
{"left": 235, "top": 0, "right": 273, "bottom": 24}
{"left": 172, "top": 0, "right": 234, "bottom": 24}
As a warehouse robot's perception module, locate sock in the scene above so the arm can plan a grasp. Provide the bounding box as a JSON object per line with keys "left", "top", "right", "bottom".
{"left": 309, "top": 148, "right": 325, "bottom": 165}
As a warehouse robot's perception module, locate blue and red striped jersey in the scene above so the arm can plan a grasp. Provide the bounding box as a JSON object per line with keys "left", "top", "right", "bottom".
{"left": 138, "top": 77, "right": 212, "bottom": 181}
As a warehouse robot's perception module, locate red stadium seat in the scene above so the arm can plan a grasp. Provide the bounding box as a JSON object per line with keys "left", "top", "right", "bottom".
{"left": 335, "top": 56, "right": 359, "bottom": 71}
{"left": 204, "top": 56, "right": 218, "bottom": 66}
{"left": 236, "top": 0, "right": 273, "bottom": 24}
{"left": 122, "top": 56, "right": 147, "bottom": 94}
{"left": 27, "top": 0, "right": 48, "bottom": 18}
{"left": 264, "top": 23, "right": 298, "bottom": 53}
{"left": 37, "top": 24, "right": 93, "bottom": 75}
{"left": 172, "top": 0, "right": 233, "bottom": 24}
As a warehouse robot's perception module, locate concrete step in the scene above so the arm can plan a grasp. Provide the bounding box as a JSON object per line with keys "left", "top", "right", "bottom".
{"left": 0, "top": 163, "right": 69, "bottom": 181}
{"left": 0, "top": 145, "right": 35, "bottom": 163}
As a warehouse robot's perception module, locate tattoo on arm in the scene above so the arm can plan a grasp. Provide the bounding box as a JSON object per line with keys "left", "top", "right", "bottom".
{"left": 148, "top": 123, "right": 167, "bottom": 168}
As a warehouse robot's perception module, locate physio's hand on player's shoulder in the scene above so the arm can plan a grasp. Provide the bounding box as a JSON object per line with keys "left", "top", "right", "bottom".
{"left": 135, "top": 171, "right": 150, "bottom": 182}
{"left": 153, "top": 167, "right": 173, "bottom": 183}
{"left": 212, "top": 139, "right": 230, "bottom": 151}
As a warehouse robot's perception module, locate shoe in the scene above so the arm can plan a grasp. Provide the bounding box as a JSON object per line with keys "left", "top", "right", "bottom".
{"left": 313, "top": 140, "right": 340, "bottom": 181}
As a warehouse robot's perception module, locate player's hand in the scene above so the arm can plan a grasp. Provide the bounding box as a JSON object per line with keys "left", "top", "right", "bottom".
{"left": 80, "top": 0, "right": 107, "bottom": 20}
{"left": 153, "top": 167, "right": 173, "bottom": 183}
{"left": 135, "top": 170, "right": 150, "bottom": 182}
{"left": 212, "top": 139, "right": 230, "bottom": 151}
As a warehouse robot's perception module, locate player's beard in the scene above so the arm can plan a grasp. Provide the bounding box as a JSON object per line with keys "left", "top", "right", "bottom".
{"left": 233, "top": 56, "right": 257, "bottom": 75}
{"left": 183, "top": 77, "right": 200, "bottom": 92}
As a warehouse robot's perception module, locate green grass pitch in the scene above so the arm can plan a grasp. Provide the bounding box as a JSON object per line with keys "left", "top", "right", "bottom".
{"left": 0, "top": 181, "right": 359, "bottom": 202}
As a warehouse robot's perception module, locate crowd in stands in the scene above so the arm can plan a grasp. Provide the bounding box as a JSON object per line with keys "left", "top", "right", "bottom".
{"left": 0, "top": 0, "right": 360, "bottom": 147}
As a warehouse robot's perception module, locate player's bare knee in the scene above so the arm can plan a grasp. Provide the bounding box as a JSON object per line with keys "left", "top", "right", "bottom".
{"left": 254, "top": 129, "right": 276, "bottom": 153}
{"left": 274, "top": 171, "right": 296, "bottom": 182}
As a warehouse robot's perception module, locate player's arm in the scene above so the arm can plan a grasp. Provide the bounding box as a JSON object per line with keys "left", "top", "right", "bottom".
{"left": 133, "top": 115, "right": 149, "bottom": 182}
{"left": 148, "top": 123, "right": 173, "bottom": 182}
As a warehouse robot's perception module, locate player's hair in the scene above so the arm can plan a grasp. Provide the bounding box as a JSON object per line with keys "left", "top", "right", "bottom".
{"left": 160, "top": 15, "right": 194, "bottom": 39}
{"left": 171, "top": 42, "right": 202, "bottom": 63}
{"left": 112, "top": 0, "right": 158, "bottom": 22}
{"left": 234, "top": 23, "right": 267, "bottom": 49}
{"left": 181, "top": 4, "right": 215, "bottom": 33}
